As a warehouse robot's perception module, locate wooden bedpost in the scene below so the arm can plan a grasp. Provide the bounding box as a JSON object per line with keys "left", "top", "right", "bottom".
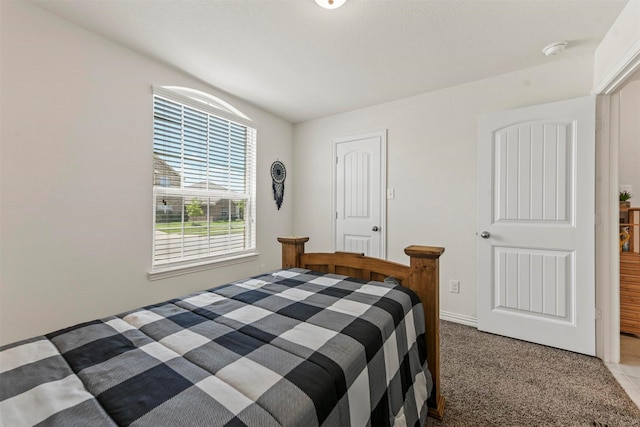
{"left": 277, "top": 237, "right": 310, "bottom": 269}
{"left": 404, "top": 245, "right": 446, "bottom": 420}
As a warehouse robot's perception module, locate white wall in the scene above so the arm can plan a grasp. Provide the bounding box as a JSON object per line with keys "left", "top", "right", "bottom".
{"left": 619, "top": 77, "right": 640, "bottom": 201}
{"left": 292, "top": 55, "right": 595, "bottom": 322}
{"left": 0, "top": 1, "right": 294, "bottom": 345}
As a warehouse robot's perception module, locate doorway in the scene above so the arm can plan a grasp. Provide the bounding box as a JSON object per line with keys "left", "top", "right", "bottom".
{"left": 596, "top": 65, "right": 640, "bottom": 365}
{"left": 605, "top": 72, "right": 640, "bottom": 407}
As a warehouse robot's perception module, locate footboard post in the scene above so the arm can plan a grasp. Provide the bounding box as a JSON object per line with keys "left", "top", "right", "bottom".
{"left": 277, "top": 237, "right": 310, "bottom": 269}
{"left": 404, "top": 245, "right": 446, "bottom": 420}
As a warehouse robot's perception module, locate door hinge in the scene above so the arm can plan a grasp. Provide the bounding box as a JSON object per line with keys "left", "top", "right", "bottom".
{"left": 595, "top": 118, "right": 603, "bottom": 132}
{"left": 336, "top": 212, "right": 338, "bottom": 219}
{"left": 336, "top": 156, "right": 339, "bottom": 164}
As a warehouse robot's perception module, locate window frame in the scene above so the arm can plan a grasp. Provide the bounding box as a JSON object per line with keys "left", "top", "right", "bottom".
{"left": 149, "top": 86, "right": 258, "bottom": 280}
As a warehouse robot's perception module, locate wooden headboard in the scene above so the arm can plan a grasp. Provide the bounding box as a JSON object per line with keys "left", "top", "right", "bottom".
{"left": 277, "top": 237, "right": 446, "bottom": 419}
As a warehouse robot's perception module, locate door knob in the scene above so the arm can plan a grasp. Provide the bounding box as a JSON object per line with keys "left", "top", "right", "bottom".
{"left": 480, "top": 231, "right": 490, "bottom": 239}
{"left": 372, "top": 226, "right": 379, "bottom": 232}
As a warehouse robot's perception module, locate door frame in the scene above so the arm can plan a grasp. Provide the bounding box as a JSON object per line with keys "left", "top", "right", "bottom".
{"left": 331, "top": 130, "right": 387, "bottom": 258}
{"left": 594, "top": 48, "right": 640, "bottom": 363}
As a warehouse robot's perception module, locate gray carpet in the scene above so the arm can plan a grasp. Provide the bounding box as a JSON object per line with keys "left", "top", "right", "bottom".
{"left": 425, "top": 321, "right": 640, "bottom": 427}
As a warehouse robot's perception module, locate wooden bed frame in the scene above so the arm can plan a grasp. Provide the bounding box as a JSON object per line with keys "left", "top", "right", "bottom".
{"left": 278, "top": 237, "right": 446, "bottom": 420}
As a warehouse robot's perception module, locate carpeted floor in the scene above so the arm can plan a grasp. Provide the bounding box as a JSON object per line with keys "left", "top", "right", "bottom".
{"left": 425, "top": 321, "right": 640, "bottom": 427}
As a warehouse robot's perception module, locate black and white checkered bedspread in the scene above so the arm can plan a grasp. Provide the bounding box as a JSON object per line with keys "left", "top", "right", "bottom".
{"left": 1, "top": 268, "right": 432, "bottom": 426}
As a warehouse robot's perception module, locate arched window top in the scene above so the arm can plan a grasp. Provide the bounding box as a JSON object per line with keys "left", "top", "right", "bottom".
{"left": 153, "top": 85, "right": 252, "bottom": 124}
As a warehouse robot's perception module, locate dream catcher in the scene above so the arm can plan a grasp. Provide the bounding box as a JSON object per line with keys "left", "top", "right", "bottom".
{"left": 270, "top": 160, "right": 286, "bottom": 210}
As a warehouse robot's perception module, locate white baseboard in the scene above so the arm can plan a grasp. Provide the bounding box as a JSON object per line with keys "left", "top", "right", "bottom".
{"left": 440, "top": 311, "right": 477, "bottom": 327}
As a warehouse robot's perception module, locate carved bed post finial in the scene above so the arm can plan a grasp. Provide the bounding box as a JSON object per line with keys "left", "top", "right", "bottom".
{"left": 277, "top": 237, "right": 310, "bottom": 269}
{"left": 404, "top": 245, "right": 445, "bottom": 420}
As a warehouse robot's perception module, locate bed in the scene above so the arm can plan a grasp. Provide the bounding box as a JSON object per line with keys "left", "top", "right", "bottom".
{"left": 0, "top": 237, "right": 445, "bottom": 426}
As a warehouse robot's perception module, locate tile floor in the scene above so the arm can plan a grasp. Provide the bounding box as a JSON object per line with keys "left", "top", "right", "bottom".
{"left": 605, "top": 333, "right": 640, "bottom": 408}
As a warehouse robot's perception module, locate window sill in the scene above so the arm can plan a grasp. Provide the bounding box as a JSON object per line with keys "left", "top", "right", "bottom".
{"left": 148, "top": 252, "right": 259, "bottom": 281}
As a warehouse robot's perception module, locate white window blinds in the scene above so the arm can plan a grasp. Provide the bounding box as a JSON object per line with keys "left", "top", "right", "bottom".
{"left": 152, "top": 90, "right": 256, "bottom": 270}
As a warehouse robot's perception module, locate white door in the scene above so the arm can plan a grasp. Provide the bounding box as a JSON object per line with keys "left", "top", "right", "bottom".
{"left": 334, "top": 131, "right": 386, "bottom": 258}
{"left": 477, "top": 96, "right": 596, "bottom": 356}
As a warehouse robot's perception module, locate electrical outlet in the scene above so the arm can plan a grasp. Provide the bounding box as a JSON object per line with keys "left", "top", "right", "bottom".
{"left": 259, "top": 264, "right": 265, "bottom": 273}
{"left": 449, "top": 280, "right": 460, "bottom": 294}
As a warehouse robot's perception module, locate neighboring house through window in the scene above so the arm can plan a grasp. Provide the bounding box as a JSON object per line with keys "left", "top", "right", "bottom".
{"left": 151, "top": 86, "right": 257, "bottom": 273}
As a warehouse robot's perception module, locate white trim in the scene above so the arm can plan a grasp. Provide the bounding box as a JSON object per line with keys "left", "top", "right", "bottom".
{"left": 593, "top": 39, "right": 640, "bottom": 95}
{"left": 148, "top": 252, "right": 259, "bottom": 281}
{"left": 595, "top": 92, "right": 622, "bottom": 364}
{"left": 608, "top": 91, "right": 621, "bottom": 364}
{"left": 440, "top": 311, "right": 478, "bottom": 327}
{"left": 332, "top": 142, "right": 337, "bottom": 252}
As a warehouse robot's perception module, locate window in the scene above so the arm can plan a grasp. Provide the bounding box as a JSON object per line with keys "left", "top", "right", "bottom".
{"left": 152, "top": 87, "right": 256, "bottom": 273}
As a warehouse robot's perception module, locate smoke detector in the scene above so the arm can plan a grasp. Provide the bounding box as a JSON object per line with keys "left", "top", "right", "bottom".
{"left": 542, "top": 41, "right": 568, "bottom": 56}
{"left": 315, "top": 0, "right": 348, "bottom": 9}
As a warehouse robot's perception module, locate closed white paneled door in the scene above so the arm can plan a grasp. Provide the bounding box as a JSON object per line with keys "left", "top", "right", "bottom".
{"left": 334, "top": 131, "right": 386, "bottom": 258}
{"left": 477, "top": 96, "right": 596, "bottom": 355}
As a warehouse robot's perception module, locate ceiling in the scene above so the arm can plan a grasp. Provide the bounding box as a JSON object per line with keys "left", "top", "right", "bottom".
{"left": 30, "top": 0, "right": 628, "bottom": 124}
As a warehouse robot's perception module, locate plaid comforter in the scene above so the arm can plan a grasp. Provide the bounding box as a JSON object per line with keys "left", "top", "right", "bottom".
{"left": 0, "top": 269, "right": 432, "bottom": 427}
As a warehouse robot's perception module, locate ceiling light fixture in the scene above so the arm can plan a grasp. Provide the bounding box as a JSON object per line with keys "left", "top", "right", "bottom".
{"left": 542, "top": 41, "right": 568, "bottom": 56}
{"left": 314, "top": 0, "right": 347, "bottom": 9}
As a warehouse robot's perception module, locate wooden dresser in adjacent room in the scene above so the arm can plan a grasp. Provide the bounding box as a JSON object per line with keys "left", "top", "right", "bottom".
{"left": 620, "top": 208, "right": 640, "bottom": 335}
{"left": 620, "top": 251, "right": 640, "bottom": 335}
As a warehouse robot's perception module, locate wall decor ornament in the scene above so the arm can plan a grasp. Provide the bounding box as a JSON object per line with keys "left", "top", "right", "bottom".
{"left": 270, "top": 160, "right": 286, "bottom": 210}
